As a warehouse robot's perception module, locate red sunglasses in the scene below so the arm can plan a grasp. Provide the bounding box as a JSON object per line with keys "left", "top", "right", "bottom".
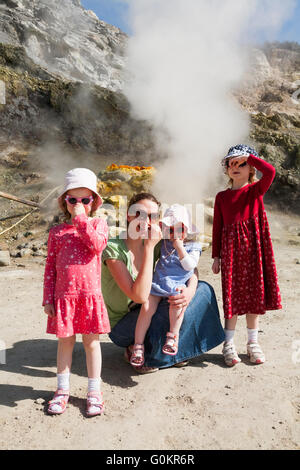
{"left": 65, "top": 195, "right": 94, "bottom": 205}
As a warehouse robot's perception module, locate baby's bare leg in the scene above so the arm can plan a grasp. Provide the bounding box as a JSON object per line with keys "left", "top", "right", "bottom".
{"left": 134, "top": 295, "right": 161, "bottom": 345}
{"left": 169, "top": 305, "right": 185, "bottom": 337}
{"left": 162, "top": 306, "right": 184, "bottom": 355}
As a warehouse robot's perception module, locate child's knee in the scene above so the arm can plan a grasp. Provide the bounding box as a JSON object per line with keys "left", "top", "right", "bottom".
{"left": 82, "top": 334, "right": 99, "bottom": 349}
{"left": 58, "top": 335, "right": 76, "bottom": 346}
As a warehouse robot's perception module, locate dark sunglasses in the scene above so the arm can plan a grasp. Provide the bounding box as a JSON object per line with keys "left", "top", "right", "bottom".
{"left": 135, "top": 210, "right": 160, "bottom": 222}
{"left": 226, "top": 160, "right": 248, "bottom": 169}
{"left": 65, "top": 195, "right": 94, "bottom": 205}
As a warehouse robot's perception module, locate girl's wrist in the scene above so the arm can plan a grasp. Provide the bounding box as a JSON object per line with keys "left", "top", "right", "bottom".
{"left": 143, "top": 241, "right": 155, "bottom": 253}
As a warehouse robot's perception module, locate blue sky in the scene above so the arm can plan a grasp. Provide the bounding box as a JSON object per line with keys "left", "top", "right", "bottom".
{"left": 81, "top": 0, "right": 130, "bottom": 33}
{"left": 81, "top": 0, "right": 300, "bottom": 43}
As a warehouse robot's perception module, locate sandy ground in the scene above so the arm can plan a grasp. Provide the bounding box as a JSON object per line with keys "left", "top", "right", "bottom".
{"left": 0, "top": 208, "right": 300, "bottom": 450}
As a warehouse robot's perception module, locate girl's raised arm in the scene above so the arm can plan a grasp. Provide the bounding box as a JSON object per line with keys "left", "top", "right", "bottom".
{"left": 106, "top": 242, "right": 156, "bottom": 305}
{"left": 248, "top": 154, "right": 276, "bottom": 196}
{"left": 73, "top": 214, "right": 108, "bottom": 254}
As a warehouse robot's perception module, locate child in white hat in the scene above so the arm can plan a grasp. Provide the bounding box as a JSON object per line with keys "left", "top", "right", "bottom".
{"left": 130, "top": 204, "right": 202, "bottom": 366}
{"left": 43, "top": 168, "right": 110, "bottom": 417}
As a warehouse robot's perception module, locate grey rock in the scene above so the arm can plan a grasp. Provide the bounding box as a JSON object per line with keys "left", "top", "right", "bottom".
{"left": 100, "top": 170, "right": 132, "bottom": 182}
{"left": 34, "top": 398, "right": 45, "bottom": 405}
{"left": 0, "top": 0, "right": 127, "bottom": 92}
{"left": 32, "top": 249, "right": 46, "bottom": 256}
{"left": 17, "top": 243, "right": 29, "bottom": 249}
{"left": 0, "top": 250, "right": 10, "bottom": 266}
{"left": 19, "top": 248, "right": 32, "bottom": 257}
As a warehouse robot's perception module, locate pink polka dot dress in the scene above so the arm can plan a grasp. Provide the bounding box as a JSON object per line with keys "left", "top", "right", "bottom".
{"left": 43, "top": 214, "right": 111, "bottom": 337}
{"left": 212, "top": 155, "right": 282, "bottom": 320}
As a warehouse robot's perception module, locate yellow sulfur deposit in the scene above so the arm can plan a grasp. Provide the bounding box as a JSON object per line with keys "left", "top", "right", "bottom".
{"left": 106, "top": 164, "right": 154, "bottom": 173}
{"left": 97, "top": 163, "right": 156, "bottom": 199}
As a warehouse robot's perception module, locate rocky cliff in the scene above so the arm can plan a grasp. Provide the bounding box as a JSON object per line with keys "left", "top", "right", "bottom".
{"left": 0, "top": 0, "right": 126, "bottom": 90}
{"left": 236, "top": 43, "right": 300, "bottom": 209}
{"left": 0, "top": 0, "right": 299, "bottom": 249}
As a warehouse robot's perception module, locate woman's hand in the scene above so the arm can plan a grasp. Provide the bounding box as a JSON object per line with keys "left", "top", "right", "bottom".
{"left": 143, "top": 222, "right": 162, "bottom": 249}
{"left": 212, "top": 257, "right": 221, "bottom": 274}
{"left": 44, "top": 304, "right": 56, "bottom": 318}
{"left": 168, "top": 285, "right": 195, "bottom": 317}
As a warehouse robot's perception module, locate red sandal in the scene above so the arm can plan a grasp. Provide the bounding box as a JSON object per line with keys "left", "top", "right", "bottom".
{"left": 162, "top": 332, "right": 178, "bottom": 356}
{"left": 47, "top": 389, "right": 69, "bottom": 415}
{"left": 86, "top": 392, "right": 104, "bottom": 417}
{"left": 130, "top": 344, "right": 145, "bottom": 367}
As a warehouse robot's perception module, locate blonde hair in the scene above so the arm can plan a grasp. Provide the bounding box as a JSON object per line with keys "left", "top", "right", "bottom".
{"left": 227, "top": 166, "right": 257, "bottom": 188}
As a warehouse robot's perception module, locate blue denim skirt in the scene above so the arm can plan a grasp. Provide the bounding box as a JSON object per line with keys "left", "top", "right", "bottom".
{"left": 109, "top": 281, "right": 225, "bottom": 368}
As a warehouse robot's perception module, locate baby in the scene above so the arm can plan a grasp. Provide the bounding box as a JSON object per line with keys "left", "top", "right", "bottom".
{"left": 130, "top": 204, "right": 202, "bottom": 366}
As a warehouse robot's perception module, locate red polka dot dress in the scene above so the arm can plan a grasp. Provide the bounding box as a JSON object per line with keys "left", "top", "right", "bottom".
{"left": 43, "top": 214, "right": 111, "bottom": 337}
{"left": 212, "top": 155, "right": 282, "bottom": 319}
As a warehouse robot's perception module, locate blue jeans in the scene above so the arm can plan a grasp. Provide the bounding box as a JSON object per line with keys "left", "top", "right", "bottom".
{"left": 109, "top": 281, "right": 225, "bottom": 368}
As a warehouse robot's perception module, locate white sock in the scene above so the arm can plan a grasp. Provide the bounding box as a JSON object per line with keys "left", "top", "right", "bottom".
{"left": 50, "top": 373, "right": 70, "bottom": 413}
{"left": 224, "top": 329, "right": 235, "bottom": 344}
{"left": 247, "top": 328, "right": 258, "bottom": 344}
{"left": 88, "top": 377, "right": 101, "bottom": 394}
{"left": 57, "top": 372, "right": 70, "bottom": 391}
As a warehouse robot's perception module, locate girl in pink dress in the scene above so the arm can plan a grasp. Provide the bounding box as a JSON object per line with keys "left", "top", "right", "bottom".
{"left": 212, "top": 145, "right": 282, "bottom": 367}
{"left": 43, "top": 168, "right": 110, "bottom": 417}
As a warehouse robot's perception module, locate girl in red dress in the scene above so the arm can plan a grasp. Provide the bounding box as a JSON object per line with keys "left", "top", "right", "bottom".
{"left": 212, "top": 145, "right": 282, "bottom": 367}
{"left": 43, "top": 168, "right": 110, "bottom": 416}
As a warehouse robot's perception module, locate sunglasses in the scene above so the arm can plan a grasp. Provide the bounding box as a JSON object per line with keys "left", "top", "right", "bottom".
{"left": 65, "top": 195, "right": 94, "bottom": 205}
{"left": 135, "top": 210, "right": 160, "bottom": 223}
{"left": 226, "top": 160, "right": 248, "bottom": 169}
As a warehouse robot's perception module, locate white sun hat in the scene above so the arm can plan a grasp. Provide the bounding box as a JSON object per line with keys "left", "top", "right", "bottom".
{"left": 161, "top": 204, "right": 199, "bottom": 236}
{"left": 57, "top": 168, "right": 103, "bottom": 211}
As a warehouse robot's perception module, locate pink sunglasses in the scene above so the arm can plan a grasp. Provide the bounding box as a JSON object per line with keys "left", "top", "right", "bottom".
{"left": 65, "top": 195, "right": 94, "bottom": 205}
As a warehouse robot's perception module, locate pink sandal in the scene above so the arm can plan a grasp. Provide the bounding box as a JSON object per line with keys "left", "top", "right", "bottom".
{"left": 47, "top": 389, "right": 69, "bottom": 415}
{"left": 162, "top": 332, "right": 178, "bottom": 356}
{"left": 130, "top": 344, "right": 145, "bottom": 367}
{"left": 86, "top": 392, "right": 104, "bottom": 417}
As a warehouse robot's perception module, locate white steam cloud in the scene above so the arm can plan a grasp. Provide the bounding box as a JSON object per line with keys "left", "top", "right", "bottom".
{"left": 124, "top": 0, "right": 296, "bottom": 204}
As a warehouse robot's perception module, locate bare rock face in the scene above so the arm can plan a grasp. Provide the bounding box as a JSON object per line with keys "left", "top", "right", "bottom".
{"left": 0, "top": 0, "right": 155, "bottom": 244}
{"left": 0, "top": 0, "right": 299, "bottom": 223}
{"left": 235, "top": 44, "right": 300, "bottom": 210}
{"left": 0, "top": 0, "right": 126, "bottom": 91}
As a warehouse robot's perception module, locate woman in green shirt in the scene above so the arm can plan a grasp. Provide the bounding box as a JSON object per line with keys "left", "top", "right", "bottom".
{"left": 102, "top": 192, "right": 225, "bottom": 373}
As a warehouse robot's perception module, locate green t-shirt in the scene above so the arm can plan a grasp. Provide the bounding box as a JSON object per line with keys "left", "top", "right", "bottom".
{"left": 101, "top": 236, "right": 161, "bottom": 328}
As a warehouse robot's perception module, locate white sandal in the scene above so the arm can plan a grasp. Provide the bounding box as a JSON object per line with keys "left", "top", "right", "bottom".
{"left": 247, "top": 342, "right": 265, "bottom": 364}
{"left": 222, "top": 342, "right": 241, "bottom": 367}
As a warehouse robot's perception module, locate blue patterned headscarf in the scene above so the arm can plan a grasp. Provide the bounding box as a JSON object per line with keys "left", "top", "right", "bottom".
{"left": 221, "top": 144, "right": 259, "bottom": 170}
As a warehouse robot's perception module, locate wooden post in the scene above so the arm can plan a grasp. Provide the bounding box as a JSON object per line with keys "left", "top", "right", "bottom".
{"left": 0, "top": 191, "right": 42, "bottom": 209}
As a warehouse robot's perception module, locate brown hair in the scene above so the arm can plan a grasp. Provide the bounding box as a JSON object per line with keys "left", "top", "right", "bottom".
{"left": 127, "top": 192, "right": 161, "bottom": 227}
{"left": 128, "top": 192, "right": 161, "bottom": 210}
{"left": 60, "top": 191, "right": 99, "bottom": 221}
